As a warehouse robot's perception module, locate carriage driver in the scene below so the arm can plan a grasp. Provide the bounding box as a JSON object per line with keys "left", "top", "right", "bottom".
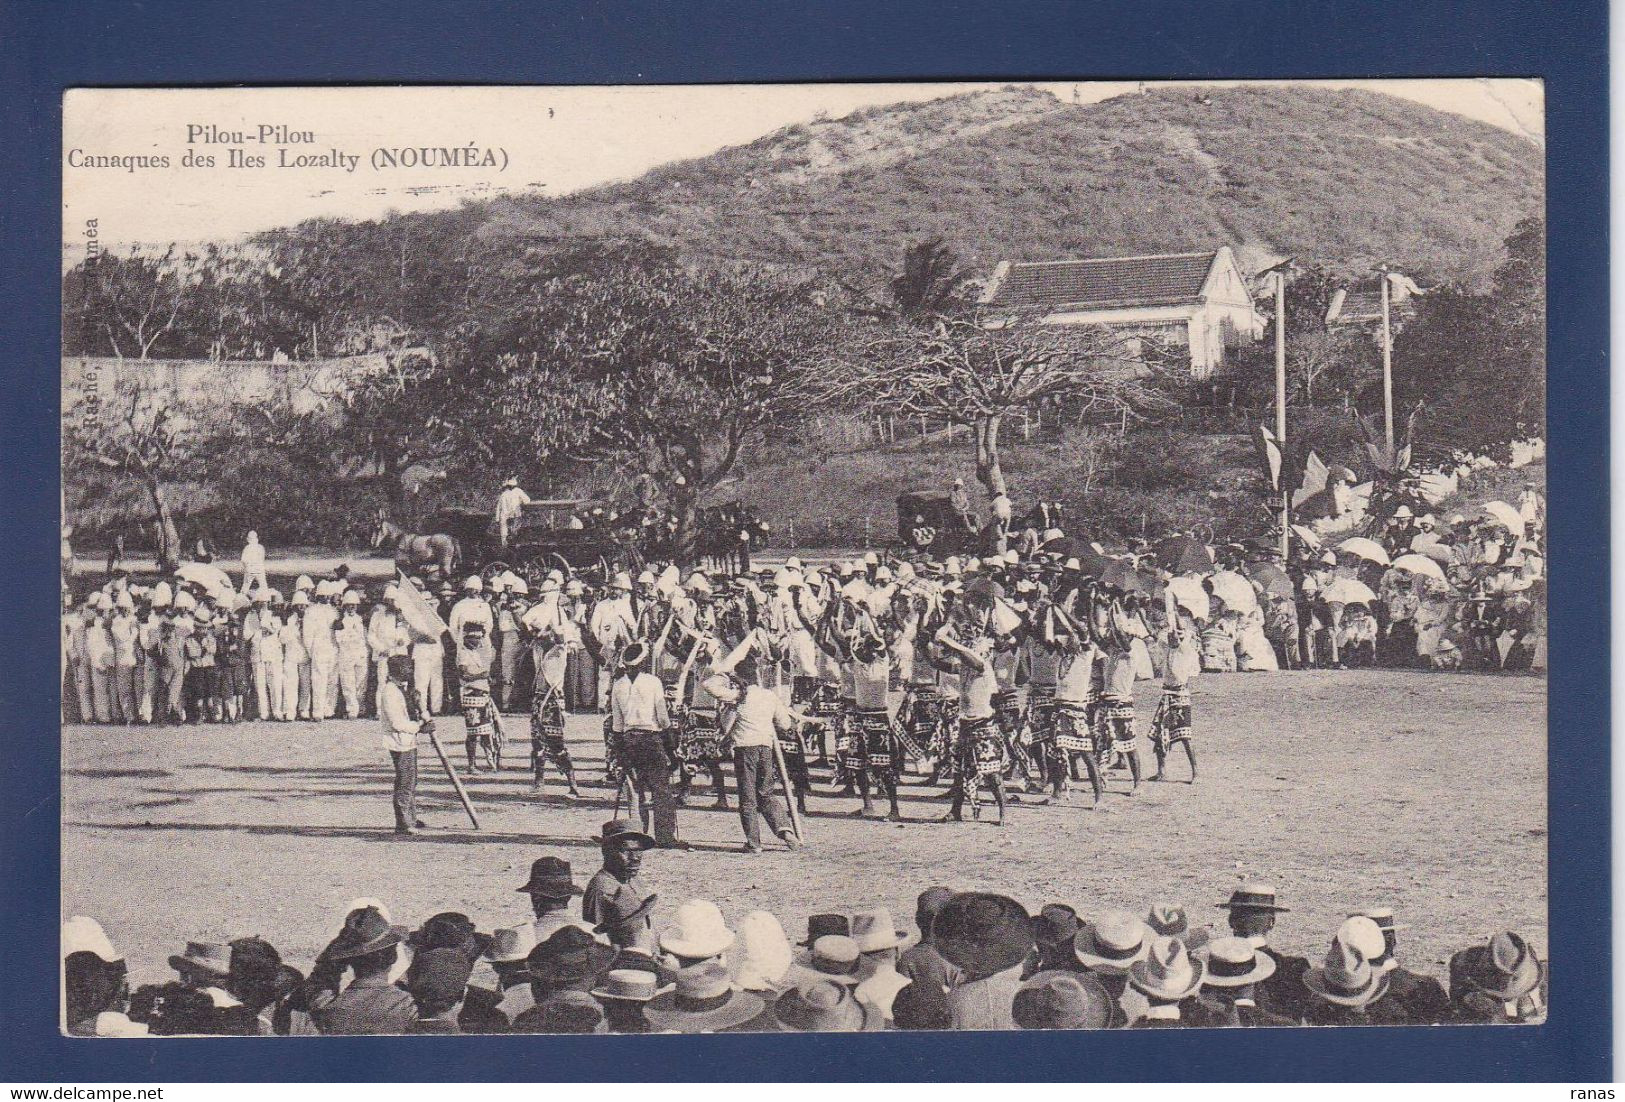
{"left": 495, "top": 477, "right": 531, "bottom": 548}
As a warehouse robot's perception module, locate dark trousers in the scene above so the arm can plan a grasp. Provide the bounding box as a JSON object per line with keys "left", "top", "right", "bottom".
{"left": 620, "top": 729, "right": 678, "bottom": 845}
{"left": 733, "top": 745, "right": 792, "bottom": 847}
{"left": 391, "top": 749, "right": 418, "bottom": 831}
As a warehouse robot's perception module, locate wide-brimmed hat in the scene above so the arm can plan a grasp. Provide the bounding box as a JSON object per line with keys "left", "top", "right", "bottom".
{"left": 616, "top": 642, "right": 649, "bottom": 670}
{"left": 914, "top": 887, "right": 957, "bottom": 932}
{"left": 798, "top": 913, "right": 850, "bottom": 947}
{"left": 527, "top": 926, "right": 617, "bottom": 985}
{"left": 1145, "top": 904, "right": 1192, "bottom": 938}
{"left": 1073, "top": 911, "right": 1151, "bottom": 973}
{"left": 642, "top": 959, "right": 765, "bottom": 1033}
{"left": 408, "top": 911, "right": 480, "bottom": 956}
{"left": 1457, "top": 931, "right": 1544, "bottom": 1002}
{"left": 1129, "top": 936, "right": 1205, "bottom": 1002}
{"left": 1013, "top": 970, "right": 1115, "bottom": 1030}
{"left": 849, "top": 908, "right": 908, "bottom": 953}
{"left": 406, "top": 948, "right": 475, "bottom": 1003}
{"left": 659, "top": 899, "right": 735, "bottom": 960}
{"left": 734, "top": 910, "right": 794, "bottom": 992}
{"left": 168, "top": 940, "right": 232, "bottom": 979}
{"left": 1199, "top": 936, "right": 1276, "bottom": 988}
{"left": 591, "top": 967, "right": 673, "bottom": 1004}
{"left": 1034, "top": 904, "right": 1081, "bottom": 946}
{"left": 517, "top": 856, "right": 583, "bottom": 899}
{"left": 773, "top": 978, "right": 866, "bottom": 1032}
{"left": 932, "top": 892, "right": 1036, "bottom": 978}
{"left": 62, "top": 916, "right": 121, "bottom": 963}
{"left": 319, "top": 906, "right": 407, "bottom": 963}
{"left": 1216, "top": 882, "right": 1290, "bottom": 913}
{"left": 1304, "top": 936, "right": 1390, "bottom": 1008}
{"left": 791, "top": 935, "right": 862, "bottom": 985}
{"left": 592, "top": 819, "right": 655, "bottom": 850}
{"left": 484, "top": 924, "right": 538, "bottom": 964}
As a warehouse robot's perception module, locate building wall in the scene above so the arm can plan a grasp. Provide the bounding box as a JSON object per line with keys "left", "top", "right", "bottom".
{"left": 61, "top": 354, "right": 391, "bottom": 416}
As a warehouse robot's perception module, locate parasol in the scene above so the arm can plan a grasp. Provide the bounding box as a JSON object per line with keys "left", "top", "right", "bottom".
{"left": 1321, "top": 577, "right": 1378, "bottom": 606}
{"left": 1208, "top": 570, "right": 1259, "bottom": 613}
{"left": 1480, "top": 500, "right": 1526, "bottom": 534}
{"left": 1389, "top": 554, "right": 1449, "bottom": 586}
{"left": 1154, "top": 535, "right": 1214, "bottom": 576}
{"left": 1242, "top": 561, "right": 1296, "bottom": 600}
{"left": 175, "top": 561, "right": 235, "bottom": 601}
{"left": 1163, "top": 576, "right": 1210, "bottom": 621}
{"left": 1100, "top": 559, "right": 1150, "bottom": 594}
{"left": 1335, "top": 537, "right": 1391, "bottom": 566}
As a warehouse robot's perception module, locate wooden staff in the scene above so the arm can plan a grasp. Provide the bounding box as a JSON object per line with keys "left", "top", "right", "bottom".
{"left": 425, "top": 727, "right": 481, "bottom": 830}
{"left": 772, "top": 732, "right": 805, "bottom": 842}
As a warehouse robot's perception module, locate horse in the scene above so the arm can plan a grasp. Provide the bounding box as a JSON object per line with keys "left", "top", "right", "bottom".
{"left": 370, "top": 513, "right": 460, "bottom": 577}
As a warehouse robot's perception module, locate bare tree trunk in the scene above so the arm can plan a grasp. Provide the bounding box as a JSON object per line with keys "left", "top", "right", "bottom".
{"left": 671, "top": 490, "right": 700, "bottom": 568}
{"left": 973, "top": 413, "right": 1006, "bottom": 498}
{"left": 146, "top": 475, "right": 182, "bottom": 569}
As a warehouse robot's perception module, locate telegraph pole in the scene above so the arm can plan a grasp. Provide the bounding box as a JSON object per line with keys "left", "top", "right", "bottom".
{"left": 1378, "top": 265, "right": 1395, "bottom": 450}
{"left": 1274, "top": 267, "right": 1290, "bottom": 562}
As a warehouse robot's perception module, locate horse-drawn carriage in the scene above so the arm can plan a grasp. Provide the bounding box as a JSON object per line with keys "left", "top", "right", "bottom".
{"left": 896, "top": 489, "right": 982, "bottom": 557}
{"left": 373, "top": 498, "right": 639, "bottom": 585}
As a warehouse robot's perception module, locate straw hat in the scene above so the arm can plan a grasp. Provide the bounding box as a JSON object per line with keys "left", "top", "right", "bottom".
{"left": 733, "top": 911, "right": 794, "bottom": 992}
{"left": 1128, "top": 936, "right": 1205, "bottom": 1002}
{"left": 1303, "top": 935, "right": 1390, "bottom": 1008}
{"left": 773, "top": 978, "right": 866, "bottom": 1032}
{"left": 1198, "top": 936, "right": 1276, "bottom": 988}
{"left": 1013, "top": 970, "right": 1114, "bottom": 1030}
{"left": 658, "top": 899, "right": 735, "bottom": 960}
{"left": 1073, "top": 910, "right": 1151, "bottom": 973}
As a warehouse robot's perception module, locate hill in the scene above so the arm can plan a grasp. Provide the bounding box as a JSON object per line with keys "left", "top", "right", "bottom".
{"left": 473, "top": 83, "right": 1542, "bottom": 288}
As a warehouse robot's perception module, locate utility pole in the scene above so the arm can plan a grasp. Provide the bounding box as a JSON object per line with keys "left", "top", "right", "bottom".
{"left": 1274, "top": 267, "right": 1290, "bottom": 563}
{"left": 1378, "top": 265, "right": 1395, "bottom": 451}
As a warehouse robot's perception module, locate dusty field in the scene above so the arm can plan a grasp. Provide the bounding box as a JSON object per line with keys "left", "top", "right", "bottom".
{"left": 62, "top": 669, "right": 1546, "bottom": 991}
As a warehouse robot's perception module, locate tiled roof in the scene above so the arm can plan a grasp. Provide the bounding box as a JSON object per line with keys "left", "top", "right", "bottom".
{"left": 1327, "top": 284, "right": 1416, "bottom": 325}
{"left": 986, "top": 251, "right": 1218, "bottom": 310}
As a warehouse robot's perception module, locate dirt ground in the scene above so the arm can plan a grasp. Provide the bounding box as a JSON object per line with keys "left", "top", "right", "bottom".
{"left": 61, "top": 669, "right": 1546, "bottom": 992}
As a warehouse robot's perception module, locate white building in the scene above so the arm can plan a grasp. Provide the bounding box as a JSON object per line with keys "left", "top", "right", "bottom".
{"left": 978, "top": 246, "right": 1265, "bottom": 378}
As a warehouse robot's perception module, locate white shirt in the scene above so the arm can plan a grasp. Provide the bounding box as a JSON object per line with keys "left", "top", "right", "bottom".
{"left": 241, "top": 540, "right": 266, "bottom": 568}
{"left": 495, "top": 486, "right": 531, "bottom": 523}
{"left": 610, "top": 672, "right": 670, "bottom": 733}
{"left": 450, "top": 595, "right": 495, "bottom": 635}
{"left": 378, "top": 681, "right": 421, "bottom": 753}
{"left": 701, "top": 676, "right": 789, "bottom": 748}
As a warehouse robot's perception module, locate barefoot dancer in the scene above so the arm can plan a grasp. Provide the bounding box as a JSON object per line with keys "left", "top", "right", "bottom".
{"left": 936, "top": 624, "right": 1007, "bottom": 825}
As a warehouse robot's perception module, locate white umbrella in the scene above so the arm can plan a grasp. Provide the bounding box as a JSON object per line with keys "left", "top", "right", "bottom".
{"left": 1336, "top": 537, "right": 1391, "bottom": 566}
{"left": 1322, "top": 577, "right": 1378, "bottom": 606}
{"left": 1164, "top": 576, "right": 1210, "bottom": 621}
{"left": 1390, "top": 554, "right": 1449, "bottom": 586}
{"left": 1290, "top": 524, "right": 1322, "bottom": 549}
{"left": 175, "top": 561, "right": 234, "bottom": 602}
{"left": 1481, "top": 500, "right": 1526, "bottom": 533}
{"left": 1208, "top": 571, "right": 1258, "bottom": 613}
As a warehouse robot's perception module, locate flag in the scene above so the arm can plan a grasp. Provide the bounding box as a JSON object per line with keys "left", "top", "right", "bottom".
{"left": 1255, "top": 423, "right": 1283, "bottom": 491}
{"left": 395, "top": 570, "right": 449, "bottom": 637}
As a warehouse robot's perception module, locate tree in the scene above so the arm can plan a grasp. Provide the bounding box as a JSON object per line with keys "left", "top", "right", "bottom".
{"left": 65, "top": 245, "right": 195, "bottom": 360}
{"left": 830, "top": 309, "right": 1172, "bottom": 497}
{"left": 1222, "top": 266, "right": 1378, "bottom": 408}
{"left": 888, "top": 237, "right": 971, "bottom": 321}
{"left": 63, "top": 380, "right": 211, "bottom": 567}
{"left": 424, "top": 249, "right": 844, "bottom": 563}
{"left": 1389, "top": 219, "right": 1545, "bottom": 455}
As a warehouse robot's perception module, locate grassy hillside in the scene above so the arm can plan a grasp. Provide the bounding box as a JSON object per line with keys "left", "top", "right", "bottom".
{"left": 477, "top": 83, "right": 1541, "bottom": 288}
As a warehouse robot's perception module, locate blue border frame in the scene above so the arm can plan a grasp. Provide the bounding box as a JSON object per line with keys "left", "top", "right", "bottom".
{"left": 0, "top": 0, "right": 1608, "bottom": 1081}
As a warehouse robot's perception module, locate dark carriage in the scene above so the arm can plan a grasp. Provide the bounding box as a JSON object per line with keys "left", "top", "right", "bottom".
{"left": 896, "top": 489, "right": 980, "bottom": 557}
{"left": 506, "top": 499, "right": 640, "bottom": 581}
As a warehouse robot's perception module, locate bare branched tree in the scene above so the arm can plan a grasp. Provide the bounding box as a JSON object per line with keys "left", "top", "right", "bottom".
{"left": 826, "top": 308, "right": 1176, "bottom": 498}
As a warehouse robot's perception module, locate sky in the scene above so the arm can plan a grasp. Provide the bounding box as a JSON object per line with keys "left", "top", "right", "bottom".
{"left": 62, "top": 79, "right": 1543, "bottom": 255}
